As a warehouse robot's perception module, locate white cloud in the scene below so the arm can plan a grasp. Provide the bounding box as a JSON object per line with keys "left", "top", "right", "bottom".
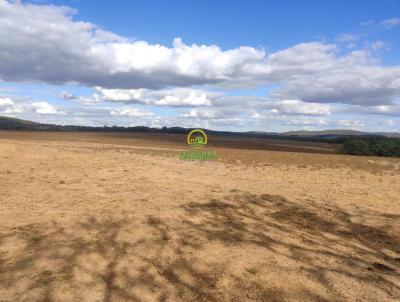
{"left": 32, "top": 102, "right": 64, "bottom": 115}
{"left": 72, "top": 117, "right": 92, "bottom": 126}
{"left": 181, "top": 108, "right": 222, "bottom": 119}
{"left": 110, "top": 107, "right": 154, "bottom": 117}
{"left": 0, "top": 97, "right": 14, "bottom": 107}
{"left": 361, "top": 18, "right": 400, "bottom": 30}
{"left": 0, "top": 2, "right": 399, "bottom": 132}
{"left": 0, "top": 96, "right": 27, "bottom": 114}
{"left": 251, "top": 111, "right": 327, "bottom": 127}
{"left": 267, "top": 99, "right": 331, "bottom": 115}
{"left": 1, "top": 91, "right": 398, "bottom": 132}
{"left": 78, "top": 88, "right": 331, "bottom": 116}
{"left": 0, "top": 1, "right": 267, "bottom": 89}
{"left": 337, "top": 119, "right": 364, "bottom": 129}
{"left": 340, "top": 102, "right": 400, "bottom": 116}
{"left": 0, "top": 1, "right": 399, "bottom": 107}
{"left": 381, "top": 18, "right": 400, "bottom": 29}
{"left": 60, "top": 91, "right": 102, "bottom": 105}
{"left": 1, "top": 95, "right": 66, "bottom": 116}
{"left": 284, "top": 117, "right": 327, "bottom": 126}
{"left": 97, "top": 87, "right": 220, "bottom": 106}
{"left": 271, "top": 51, "right": 400, "bottom": 106}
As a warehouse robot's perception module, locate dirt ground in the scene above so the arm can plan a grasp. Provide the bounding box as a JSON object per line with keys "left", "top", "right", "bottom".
{"left": 0, "top": 131, "right": 399, "bottom": 302}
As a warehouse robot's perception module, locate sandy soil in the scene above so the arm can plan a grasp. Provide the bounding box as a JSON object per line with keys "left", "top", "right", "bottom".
{"left": 0, "top": 131, "right": 399, "bottom": 302}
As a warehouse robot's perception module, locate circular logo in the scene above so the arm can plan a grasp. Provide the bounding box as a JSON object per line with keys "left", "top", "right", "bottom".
{"left": 187, "top": 129, "right": 207, "bottom": 148}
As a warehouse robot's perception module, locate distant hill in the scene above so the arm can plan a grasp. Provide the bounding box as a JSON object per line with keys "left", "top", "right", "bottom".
{"left": 0, "top": 115, "right": 399, "bottom": 141}
{"left": 374, "top": 132, "right": 400, "bottom": 138}
{"left": 282, "top": 129, "right": 366, "bottom": 137}
{"left": 0, "top": 116, "right": 42, "bottom": 129}
{"left": 281, "top": 129, "right": 400, "bottom": 138}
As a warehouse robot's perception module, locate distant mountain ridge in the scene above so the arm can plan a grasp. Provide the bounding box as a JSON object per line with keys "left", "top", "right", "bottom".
{"left": 0, "top": 115, "right": 399, "bottom": 139}
{"left": 0, "top": 116, "right": 38, "bottom": 127}
{"left": 281, "top": 129, "right": 400, "bottom": 138}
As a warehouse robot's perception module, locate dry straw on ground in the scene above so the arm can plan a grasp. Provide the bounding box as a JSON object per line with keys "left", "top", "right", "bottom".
{"left": 0, "top": 131, "right": 399, "bottom": 301}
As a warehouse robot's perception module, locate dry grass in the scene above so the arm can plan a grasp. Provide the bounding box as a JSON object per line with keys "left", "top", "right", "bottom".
{"left": 0, "top": 131, "right": 399, "bottom": 301}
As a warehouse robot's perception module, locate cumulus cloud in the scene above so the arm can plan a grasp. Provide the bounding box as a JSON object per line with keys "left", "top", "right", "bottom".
{"left": 97, "top": 87, "right": 221, "bottom": 106}
{"left": 0, "top": 97, "right": 14, "bottom": 107}
{"left": 60, "top": 91, "right": 102, "bottom": 105}
{"left": 110, "top": 107, "right": 154, "bottom": 117}
{"left": 0, "top": 1, "right": 399, "bottom": 132}
{"left": 271, "top": 51, "right": 400, "bottom": 106}
{"left": 341, "top": 102, "right": 400, "bottom": 116}
{"left": 267, "top": 99, "right": 331, "bottom": 115}
{"left": 32, "top": 102, "right": 65, "bottom": 115}
{"left": 91, "top": 87, "right": 333, "bottom": 117}
{"left": 0, "top": 1, "right": 399, "bottom": 107}
{"left": 0, "top": 1, "right": 265, "bottom": 89}
{"left": 181, "top": 108, "right": 224, "bottom": 119}
{"left": 0, "top": 95, "right": 66, "bottom": 116}
{"left": 1, "top": 91, "right": 398, "bottom": 132}
{"left": 0, "top": 96, "right": 27, "bottom": 114}
{"left": 64, "top": 85, "right": 400, "bottom": 129}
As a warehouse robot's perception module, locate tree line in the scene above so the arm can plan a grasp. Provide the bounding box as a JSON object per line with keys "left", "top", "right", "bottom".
{"left": 341, "top": 138, "right": 400, "bottom": 157}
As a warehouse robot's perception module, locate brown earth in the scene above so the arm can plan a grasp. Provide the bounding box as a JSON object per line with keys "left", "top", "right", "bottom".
{"left": 0, "top": 131, "right": 399, "bottom": 302}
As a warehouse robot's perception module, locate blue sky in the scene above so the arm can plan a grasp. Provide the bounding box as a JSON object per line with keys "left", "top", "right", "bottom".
{"left": 37, "top": 0, "right": 400, "bottom": 57}
{"left": 0, "top": 0, "right": 399, "bottom": 132}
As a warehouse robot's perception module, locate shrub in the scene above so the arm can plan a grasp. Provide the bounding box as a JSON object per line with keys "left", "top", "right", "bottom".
{"left": 342, "top": 140, "right": 371, "bottom": 155}
{"left": 341, "top": 138, "right": 400, "bottom": 157}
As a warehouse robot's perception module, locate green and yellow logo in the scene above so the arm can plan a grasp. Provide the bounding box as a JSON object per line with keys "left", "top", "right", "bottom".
{"left": 187, "top": 129, "right": 207, "bottom": 148}
{"left": 179, "top": 129, "right": 216, "bottom": 161}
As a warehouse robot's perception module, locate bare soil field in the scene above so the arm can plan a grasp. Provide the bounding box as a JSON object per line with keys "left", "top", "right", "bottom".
{"left": 0, "top": 131, "right": 399, "bottom": 302}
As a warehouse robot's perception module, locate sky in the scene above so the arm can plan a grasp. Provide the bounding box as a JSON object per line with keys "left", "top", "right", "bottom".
{"left": 0, "top": 0, "right": 400, "bottom": 132}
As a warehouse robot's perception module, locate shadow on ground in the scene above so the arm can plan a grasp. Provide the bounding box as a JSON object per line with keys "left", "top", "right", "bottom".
{"left": 0, "top": 192, "right": 399, "bottom": 301}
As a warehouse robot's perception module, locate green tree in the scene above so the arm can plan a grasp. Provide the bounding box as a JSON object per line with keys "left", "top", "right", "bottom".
{"left": 341, "top": 139, "right": 371, "bottom": 155}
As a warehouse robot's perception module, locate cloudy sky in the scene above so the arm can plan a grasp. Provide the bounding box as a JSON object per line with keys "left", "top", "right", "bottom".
{"left": 0, "top": 0, "right": 399, "bottom": 132}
